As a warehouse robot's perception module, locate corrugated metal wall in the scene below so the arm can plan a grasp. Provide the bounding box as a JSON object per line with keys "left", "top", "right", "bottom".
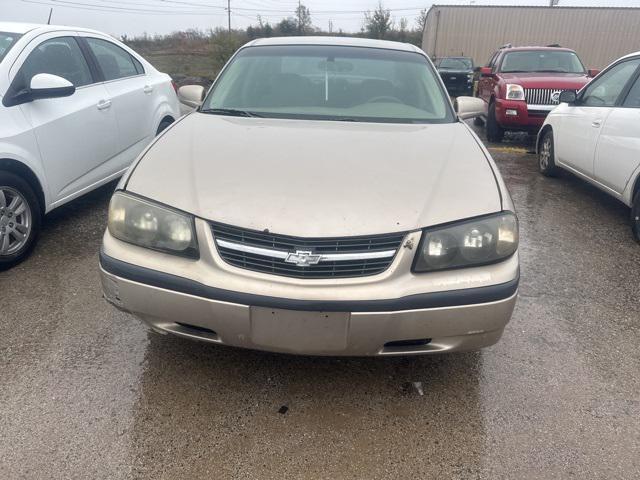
{"left": 422, "top": 5, "right": 640, "bottom": 69}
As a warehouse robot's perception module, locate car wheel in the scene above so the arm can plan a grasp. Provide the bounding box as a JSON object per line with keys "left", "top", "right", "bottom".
{"left": 538, "top": 129, "right": 559, "bottom": 177}
{"left": 156, "top": 119, "right": 173, "bottom": 136}
{"left": 632, "top": 192, "right": 640, "bottom": 244}
{"left": 473, "top": 116, "right": 485, "bottom": 126}
{"left": 486, "top": 102, "right": 504, "bottom": 143}
{"left": 0, "top": 172, "right": 41, "bottom": 270}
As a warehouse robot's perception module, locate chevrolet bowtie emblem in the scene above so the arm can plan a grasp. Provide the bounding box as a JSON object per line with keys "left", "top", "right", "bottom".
{"left": 284, "top": 250, "right": 322, "bottom": 267}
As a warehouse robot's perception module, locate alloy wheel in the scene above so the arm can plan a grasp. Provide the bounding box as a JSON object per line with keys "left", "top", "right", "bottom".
{"left": 0, "top": 187, "right": 32, "bottom": 256}
{"left": 540, "top": 136, "right": 551, "bottom": 170}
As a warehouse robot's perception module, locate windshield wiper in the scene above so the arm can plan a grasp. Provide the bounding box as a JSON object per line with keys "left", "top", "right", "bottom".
{"left": 199, "top": 108, "right": 262, "bottom": 117}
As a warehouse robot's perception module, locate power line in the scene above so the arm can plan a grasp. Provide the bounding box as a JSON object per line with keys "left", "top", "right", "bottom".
{"left": 22, "top": 0, "right": 227, "bottom": 15}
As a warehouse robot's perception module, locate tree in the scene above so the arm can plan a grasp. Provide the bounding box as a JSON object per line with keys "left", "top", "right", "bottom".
{"left": 296, "top": 4, "right": 313, "bottom": 34}
{"left": 276, "top": 18, "right": 298, "bottom": 36}
{"left": 416, "top": 8, "right": 428, "bottom": 32}
{"left": 364, "top": 2, "right": 392, "bottom": 39}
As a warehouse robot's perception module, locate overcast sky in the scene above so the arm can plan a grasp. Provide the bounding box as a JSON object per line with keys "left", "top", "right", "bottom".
{"left": 3, "top": 0, "right": 640, "bottom": 38}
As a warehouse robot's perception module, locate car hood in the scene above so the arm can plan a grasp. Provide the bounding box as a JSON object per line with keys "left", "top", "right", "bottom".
{"left": 499, "top": 72, "right": 591, "bottom": 89}
{"left": 126, "top": 114, "right": 502, "bottom": 237}
{"left": 438, "top": 69, "right": 472, "bottom": 74}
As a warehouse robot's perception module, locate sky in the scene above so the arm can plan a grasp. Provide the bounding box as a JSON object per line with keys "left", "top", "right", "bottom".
{"left": 3, "top": 0, "right": 640, "bottom": 38}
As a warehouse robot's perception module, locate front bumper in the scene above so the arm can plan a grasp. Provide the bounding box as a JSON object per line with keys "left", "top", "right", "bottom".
{"left": 100, "top": 249, "right": 519, "bottom": 356}
{"left": 495, "top": 99, "right": 554, "bottom": 131}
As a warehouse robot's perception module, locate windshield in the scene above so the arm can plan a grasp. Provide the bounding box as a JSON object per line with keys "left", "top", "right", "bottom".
{"left": 500, "top": 50, "right": 585, "bottom": 74}
{"left": 0, "top": 32, "right": 21, "bottom": 63}
{"left": 438, "top": 58, "right": 472, "bottom": 70}
{"left": 202, "top": 45, "right": 454, "bottom": 124}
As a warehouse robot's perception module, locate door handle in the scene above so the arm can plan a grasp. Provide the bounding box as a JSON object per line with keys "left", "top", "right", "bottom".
{"left": 97, "top": 99, "right": 112, "bottom": 110}
{"left": 592, "top": 120, "right": 602, "bottom": 128}
{"left": 143, "top": 85, "right": 154, "bottom": 94}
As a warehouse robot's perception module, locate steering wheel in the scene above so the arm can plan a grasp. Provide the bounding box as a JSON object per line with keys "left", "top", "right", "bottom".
{"left": 367, "top": 95, "right": 404, "bottom": 104}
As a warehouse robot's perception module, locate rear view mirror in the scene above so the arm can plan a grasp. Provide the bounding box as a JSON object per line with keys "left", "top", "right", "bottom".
{"left": 454, "top": 96, "right": 485, "bottom": 120}
{"left": 178, "top": 85, "right": 206, "bottom": 108}
{"left": 559, "top": 90, "right": 577, "bottom": 104}
{"left": 587, "top": 68, "right": 600, "bottom": 78}
{"left": 2, "top": 73, "right": 75, "bottom": 107}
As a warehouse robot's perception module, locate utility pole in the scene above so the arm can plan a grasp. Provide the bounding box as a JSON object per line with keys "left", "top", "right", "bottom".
{"left": 227, "top": 0, "right": 231, "bottom": 32}
{"left": 298, "top": 0, "right": 302, "bottom": 34}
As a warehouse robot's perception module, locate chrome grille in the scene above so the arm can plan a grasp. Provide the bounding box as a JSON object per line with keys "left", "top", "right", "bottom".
{"left": 524, "top": 88, "right": 577, "bottom": 106}
{"left": 210, "top": 222, "right": 406, "bottom": 279}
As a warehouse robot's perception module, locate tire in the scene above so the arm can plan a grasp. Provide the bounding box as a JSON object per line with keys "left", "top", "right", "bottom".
{"left": 632, "top": 192, "right": 640, "bottom": 244}
{"left": 0, "top": 171, "right": 41, "bottom": 271}
{"left": 473, "top": 116, "right": 485, "bottom": 126}
{"left": 156, "top": 118, "right": 173, "bottom": 136}
{"left": 538, "top": 129, "right": 559, "bottom": 177}
{"left": 486, "top": 101, "right": 504, "bottom": 143}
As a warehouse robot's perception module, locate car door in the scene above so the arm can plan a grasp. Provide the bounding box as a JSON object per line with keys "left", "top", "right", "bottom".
{"left": 554, "top": 58, "right": 640, "bottom": 176}
{"left": 477, "top": 51, "right": 498, "bottom": 103}
{"left": 83, "top": 36, "right": 156, "bottom": 167}
{"left": 10, "top": 33, "right": 119, "bottom": 204}
{"left": 593, "top": 63, "right": 640, "bottom": 196}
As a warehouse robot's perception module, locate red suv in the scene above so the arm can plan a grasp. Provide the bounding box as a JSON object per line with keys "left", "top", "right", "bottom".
{"left": 476, "top": 45, "right": 597, "bottom": 142}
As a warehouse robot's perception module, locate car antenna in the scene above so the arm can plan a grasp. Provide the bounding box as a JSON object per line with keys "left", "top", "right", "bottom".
{"left": 47, "top": 7, "right": 53, "bottom": 24}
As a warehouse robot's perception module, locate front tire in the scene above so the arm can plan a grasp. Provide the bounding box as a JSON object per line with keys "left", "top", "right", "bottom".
{"left": 632, "top": 192, "right": 640, "bottom": 243}
{"left": 0, "top": 172, "right": 41, "bottom": 271}
{"left": 538, "top": 129, "right": 559, "bottom": 177}
{"left": 156, "top": 118, "right": 174, "bottom": 136}
{"left": 486, "top": 102, "right": 504, "bottom": 143}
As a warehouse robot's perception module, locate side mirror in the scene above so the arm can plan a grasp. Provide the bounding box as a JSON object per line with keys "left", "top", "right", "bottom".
{"left": 2, "top": 73, "right": 75, "bottom": 107}
{"left": 454, "top": 96, "right": 485, "bottom": 120}
{"left": 558, "top": 90, "right": 577, "bottom": 104}
{"left": 479, "top": 67, "right": 493, "bottom": 77}
{"left": 178, "top": 85, "right": 206, "bottom": 108}
{"left": 587, "top": 68, "right": 600, "bottom": 78}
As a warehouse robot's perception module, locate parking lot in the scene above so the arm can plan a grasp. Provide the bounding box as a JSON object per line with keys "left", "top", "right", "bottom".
{"left": 1, "top": 123, "right": 639, "bottom": 479}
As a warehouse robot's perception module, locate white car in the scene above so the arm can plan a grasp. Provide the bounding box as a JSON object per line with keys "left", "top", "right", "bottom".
{"left": 537, "top": 51, "right": 640, "bottom": 241}
{"left": 0, "top": 22, "right": 180, "bottom": 269}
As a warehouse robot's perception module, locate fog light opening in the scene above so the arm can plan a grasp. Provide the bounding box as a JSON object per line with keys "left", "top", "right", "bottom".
{"left": 384, "top": 338, "right": 432, "bottom": 348}
{"left": 175, "top": 322, "right": 217, "bottom": 336}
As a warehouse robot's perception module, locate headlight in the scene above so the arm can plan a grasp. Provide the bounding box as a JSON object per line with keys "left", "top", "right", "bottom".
{"left": 108, "top": 192, "right": 199, "bottom": 258}
{"left": 413, "top": 212, "right": 518, "bottom": 273}
{"left": 506, "top": 84, "right": 525, "bottom": 100}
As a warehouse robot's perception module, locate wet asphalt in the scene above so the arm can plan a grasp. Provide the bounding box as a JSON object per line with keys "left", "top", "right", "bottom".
{"left": 1, "top": 124, "right": 639, "bottom": 480}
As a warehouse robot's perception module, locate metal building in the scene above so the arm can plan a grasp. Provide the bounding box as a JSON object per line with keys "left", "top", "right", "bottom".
{"left": 422, "top": 5, "right": 640, "bottom": 69}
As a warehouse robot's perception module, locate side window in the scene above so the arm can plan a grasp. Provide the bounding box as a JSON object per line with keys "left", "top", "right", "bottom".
{"left": 581, "top": 59, "right": 640, "bottom": 107}
{"left": 86, "top": 37, "right": 140, "bottom": 81}
{"left": 622, "top": 72, "right": 640, "bottom": 108}
{"left": 487, "top": 52, "right": 499, "bottom": 70}
{"left": 131, "top": 56, "right": 145, "bottom": 75}
{"left": 19, "top": 37, "right": 92, "bottom": 87}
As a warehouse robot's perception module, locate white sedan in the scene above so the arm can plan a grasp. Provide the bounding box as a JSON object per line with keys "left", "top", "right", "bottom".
{"left": 537, "top": 51, "right": 640, "bottom": 241}
{"left": 0, "top": 22, "right": 180, "bottom": 269}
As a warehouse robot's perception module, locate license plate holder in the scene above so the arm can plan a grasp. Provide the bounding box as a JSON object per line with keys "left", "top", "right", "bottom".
{"left": 250, "top": 307, "right": 349, "bottom": 353}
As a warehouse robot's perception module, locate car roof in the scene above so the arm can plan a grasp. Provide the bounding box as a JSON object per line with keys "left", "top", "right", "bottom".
{"left": 0, "top": 22, "right": 44, "bottom": 34}
{"left": 246, "top": 36, "right": 423, "bottom": 54}
{"left": 501, "top": 46, "right": 576, "bottom": 53}
{"left": 0, "top": 21, "right": 110, "bottom": 37}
